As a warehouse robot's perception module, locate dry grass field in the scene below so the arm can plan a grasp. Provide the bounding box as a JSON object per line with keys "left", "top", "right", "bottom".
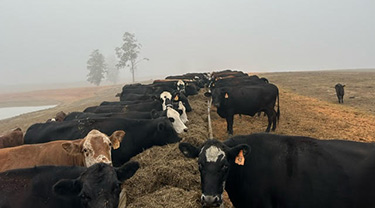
{"left": 1, "top": 70, "right": 375, "bottom": 207}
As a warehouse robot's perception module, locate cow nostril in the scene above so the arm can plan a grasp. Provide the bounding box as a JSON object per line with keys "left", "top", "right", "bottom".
{"left": 184, "top": 128, "right": 188, "bottom": 132}
{"left": 214, "top": 196, "right": 220, "bottom": 203}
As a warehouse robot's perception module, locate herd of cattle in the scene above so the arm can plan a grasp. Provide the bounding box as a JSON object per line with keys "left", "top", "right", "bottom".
{"left": 0, "top": 69, "right": 373, "bottom": 208}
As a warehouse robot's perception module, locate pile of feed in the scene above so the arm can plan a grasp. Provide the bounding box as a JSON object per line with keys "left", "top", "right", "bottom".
{"left": 123, "top": 92, "right": 236, "bottom": 207}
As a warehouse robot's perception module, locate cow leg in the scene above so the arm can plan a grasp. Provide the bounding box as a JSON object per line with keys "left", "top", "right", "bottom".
{"left": 226, "top": 115, "right": 234, "bottom": 135}
{"left": 264, "top": 109, "right": 274, "bottom": 132}
{"left": 271, "top": 109, "right": 277, "bottom": 131}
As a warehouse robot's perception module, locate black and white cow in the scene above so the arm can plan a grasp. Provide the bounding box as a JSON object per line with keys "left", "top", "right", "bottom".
{"left": 0, "top": 161, "right": 139, "bottom": 208}
{"left": 160, "top": 91, "right": 172, "bottom": 110}
{"left": 335, "top": 83, "right": 345, "bottom": 103}
{"left": 180, "top": 133, "right": 375, "bottom": 208}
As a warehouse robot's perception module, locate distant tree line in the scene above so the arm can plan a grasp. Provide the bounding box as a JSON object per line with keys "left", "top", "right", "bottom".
{"left": 86, "top": 32, "right": 148, "bottom": 86}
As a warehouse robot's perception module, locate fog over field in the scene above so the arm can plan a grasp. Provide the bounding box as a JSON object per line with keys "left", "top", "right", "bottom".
{"left": 1, "top": 0, "right": 375, "bottom": 89}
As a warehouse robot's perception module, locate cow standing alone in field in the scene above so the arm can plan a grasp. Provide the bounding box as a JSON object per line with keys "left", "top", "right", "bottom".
{"left": 335, "top": 83, "right": 345, "bottom": 103}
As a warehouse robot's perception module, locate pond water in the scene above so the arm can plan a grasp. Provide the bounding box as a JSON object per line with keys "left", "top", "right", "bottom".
{"left": 0, "top": 105, "right": 57, "bottom": 120}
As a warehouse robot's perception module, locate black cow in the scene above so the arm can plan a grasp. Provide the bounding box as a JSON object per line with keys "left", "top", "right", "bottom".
{"left": 205, "top": 84, "right": 279, "bottom": 134}
{"left": 179, "top": 133, "right": 375, "bottom": 208}
{"left": 120, "top": 93, "right": 154, "bottom": 102}
{"left": 172, "top": 91, "right": 192, "bottom": 112}
{"left": 0, "top": 162, "right": 139, "bottom": 208}
{"left": 84, "top": 105, "right": 125, "bottom": 113}
{"left": 24, "top": 117, "right": 181, "bottom": 166}
{"left": 335, "top": 83, "right": 345, "bottom": 103}
{"left": 64, "top": 112, "right": 116, "bottom": 121}
{"left": 123, "top": 100, "right": 163, "bottom": 112}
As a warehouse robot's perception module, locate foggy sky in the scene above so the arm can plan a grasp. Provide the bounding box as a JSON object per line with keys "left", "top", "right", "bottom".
{"left": 1, "top": 0, "right": 374, "bottom": 86}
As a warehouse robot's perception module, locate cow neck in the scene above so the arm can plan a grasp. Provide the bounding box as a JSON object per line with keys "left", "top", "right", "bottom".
{"left": 71, "top": 152, "right": 85, "bottom": 166}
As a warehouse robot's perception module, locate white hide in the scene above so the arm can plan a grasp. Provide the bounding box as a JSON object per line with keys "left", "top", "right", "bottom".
{"left": 82, "top": 130, "right": 112, "bottom": 167}
{"left": 160, "top": 91, "right": 172, "bottom": 110}
{"left": 204, "top": 146, "right": 226, "bottom": 162}
{"left": 178, "top": 101, "right": 188, "bottom": 124}
{"left": 166, "top": 107, "right": 188, "bottom": 134}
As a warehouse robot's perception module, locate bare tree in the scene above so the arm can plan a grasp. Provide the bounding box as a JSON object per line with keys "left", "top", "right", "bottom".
{"left": 86, "top": 49, "right": 106, "bottom": 86}
{"left": 115, "top": 32, "right": 148, "bottom": 83}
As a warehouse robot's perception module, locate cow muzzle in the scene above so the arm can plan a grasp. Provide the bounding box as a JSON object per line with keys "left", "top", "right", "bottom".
{"left": 201, "top": 194, "right": 222, "bottom": 207}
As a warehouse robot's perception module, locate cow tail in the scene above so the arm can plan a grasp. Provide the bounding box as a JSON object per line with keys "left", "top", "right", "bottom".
{"left": 276, "top": 91, "right": 280, "bottom": 121}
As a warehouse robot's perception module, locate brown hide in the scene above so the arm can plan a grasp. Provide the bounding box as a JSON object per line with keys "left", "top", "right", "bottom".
{"left": 0, "top": 128, "right": 24, "bottom": 149}
{"left": 0, "top": 129, "right": 124, "bottom": 172}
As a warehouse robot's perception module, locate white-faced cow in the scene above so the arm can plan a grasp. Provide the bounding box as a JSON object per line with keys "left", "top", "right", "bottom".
{"left": 180, "top": 133, "right": 375, "bottom": 208}
{"left": 0, "top": 161, "right": 139, "bottom": 208}
{"left": 160, "top": 91, "right": 172, "bottom": 110}
{"left": 335, "top": 83, "right": 345, "bottom": 103}
{"left": 0, "top": 129, "right": 124, "bottom": 172}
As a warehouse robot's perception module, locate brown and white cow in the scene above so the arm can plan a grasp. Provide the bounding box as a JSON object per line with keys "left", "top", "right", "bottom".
{"left": 0, "top": 127, "right": 24, "bottom": 149}
{"left": 0, "top": 129, "right": 124, "bottom": 172}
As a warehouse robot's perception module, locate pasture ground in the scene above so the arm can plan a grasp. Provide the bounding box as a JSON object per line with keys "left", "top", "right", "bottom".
{"left": 1, "top": 70, "right": 375, "bottom": 207}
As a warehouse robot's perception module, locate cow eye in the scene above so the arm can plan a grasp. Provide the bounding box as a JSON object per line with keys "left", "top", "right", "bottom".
{"left": 109, "top": 142, "right": 112, "bottom": 147}
{"left": 83, "top": 148, "right": 88, "bottom": 153}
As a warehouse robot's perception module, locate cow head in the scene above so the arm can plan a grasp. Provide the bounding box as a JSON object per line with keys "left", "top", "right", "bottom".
{"left": 62, "top": 130, "right": 125, "bottom": 167}
{"left": 160, "top": 91, "right": 172, "bottom": 111}
{"left": 205, "top": 88, "right": 228, "bottom": 108}
{"left": 177, "top": 101, "right": 188, "bottom": 124}
{"left": 176, "top": 80, "right": 186, "bottom": 93}
{"left": 166, "top": 106, "right": 188, "bottom": 133}
{"left": 172, "top": 91, "right": 192, "bottom": 112}
{"left": 53, "top": 161, "right": 139, "bottom": 208}
{"left": 151, "top": 117, "right": 181, "bottom": 145}
{"left": 179, "top": 139, "right": 250, "bottom": 207}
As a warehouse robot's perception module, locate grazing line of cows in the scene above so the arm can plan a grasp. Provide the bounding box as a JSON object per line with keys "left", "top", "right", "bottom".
{"left": 0, "top": 72, "right": 209, "bottom": 208}
{"left": 0, "top": 69, "right": 372, "bottom": 208}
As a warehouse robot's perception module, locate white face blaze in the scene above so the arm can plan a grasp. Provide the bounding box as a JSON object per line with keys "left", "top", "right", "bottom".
{"left": 160, "top": 91, "right": 172, "bottom": 110}
{"left": 82, "top": 130, "right": 112, "bottom": 167}
{"left": 166, "top": 107, "right": 187, "bottom": 134}
{"left": 177, "top": 80, "right": 185, "bottom": 86}
{"left": 177, "top": 80, "right": 185, "bottom": 92}
{"left": 178, "top": 101, "right": 188, "bottom": 124}
{"left": 204, "top": 145, "right": 226, "bottom": 162}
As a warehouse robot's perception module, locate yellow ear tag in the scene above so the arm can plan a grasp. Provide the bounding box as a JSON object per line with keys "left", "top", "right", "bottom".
{"left": 225, "top": 93, "right": 229, "bottom": 99}
{"left": 174, "top": 96, "right": 179, "bottom": 101}
{"left": 235, "top": 150, "right": 245, "bottom": 165}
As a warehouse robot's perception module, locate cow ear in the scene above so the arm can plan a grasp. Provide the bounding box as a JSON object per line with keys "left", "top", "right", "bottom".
{"left": 168, "top": 117, "right": 175, "bottom": 122}
{"left": 227, "top": 144, "right": 251, "bottom": 160}
{"left": 53, "top": 179, "right": 82, "bottom": 197}
{"left": 116, "top": 161, "right": 140, "bottom": 182}
{"left": 62, "top": 142, "right": 82, "bottom": 155}
{"left": 109, "top": 130, "right": 125, "bottom": 150}
{"left": 179, "top": 142, "right": 200, "bottom": 158}
{"left": 204, "top": 92, "right": 212, "bottom": 97}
